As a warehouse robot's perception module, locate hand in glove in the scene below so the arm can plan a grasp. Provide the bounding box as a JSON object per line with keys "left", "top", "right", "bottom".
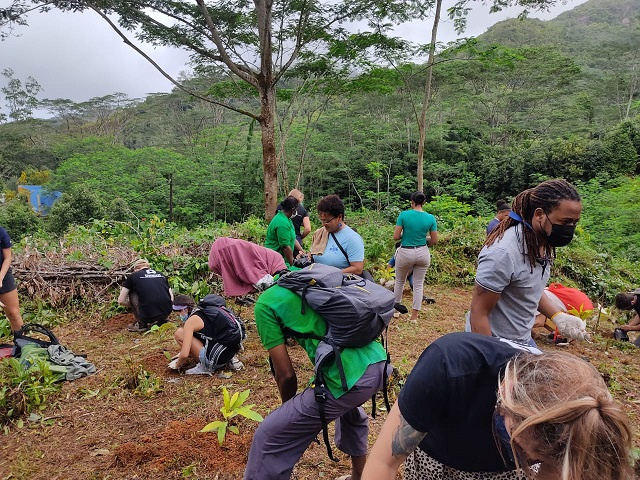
{"left": 254, "top": 274, "right": 275, "bottom": 291}
{"left": 168, "top": 358, "right": 180, "bottom": 370}
{"left": 551, "top": 312, "right": 590, "bottom": 341}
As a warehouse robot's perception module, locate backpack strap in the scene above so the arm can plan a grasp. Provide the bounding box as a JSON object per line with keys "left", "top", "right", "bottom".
{"left": 330, "top": 232, "right": 349, "bottom": 263}
{"left": 313, "top": 368, "right": 339, "bottom": 462}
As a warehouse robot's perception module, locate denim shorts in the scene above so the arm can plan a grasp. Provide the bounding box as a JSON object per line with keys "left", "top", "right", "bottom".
{"left": 0, "top": 270, "right": 17, "bottom": 294}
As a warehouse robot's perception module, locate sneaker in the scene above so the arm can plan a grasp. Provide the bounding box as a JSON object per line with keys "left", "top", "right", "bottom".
{"left": 227, "top": 355, "right": 244, "bottom": 371}
{"left": 423, "top": 296, "right": 436, "bottom": 304}
{"left": 185, "top": 363, "right": 213, "bottom": 375}
{"left": 127, "top": 322, "right": 149, "bottom": 333}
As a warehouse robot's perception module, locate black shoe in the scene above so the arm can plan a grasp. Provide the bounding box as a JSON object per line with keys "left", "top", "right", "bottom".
{"left": 127, "top": 321, "right": 149, "bottom": 333}
{"left": 394, "top": 303, "right": 408, "bottom": 314}
{"left": 423, "top": 296, "right": 436, "bottom": 304}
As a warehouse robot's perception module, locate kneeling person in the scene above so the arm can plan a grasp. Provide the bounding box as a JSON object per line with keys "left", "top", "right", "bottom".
{"left": 118, "top": 259, "right": 173, "bottom": 332}
{"left": 173, "top": 294, "right": 245, "bottom": 375}
{"left": 244, "top": 284, "right": 389, "bottom": 480}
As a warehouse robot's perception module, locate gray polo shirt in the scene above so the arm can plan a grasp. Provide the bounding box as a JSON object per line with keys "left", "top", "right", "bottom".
{"left": 475, "top": 224, "right": 550, "bottom": 344}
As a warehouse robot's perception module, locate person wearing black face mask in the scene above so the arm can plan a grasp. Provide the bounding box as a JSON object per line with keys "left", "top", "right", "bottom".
{"left": 467, "top": 179, "right": 589, "bottom": 346}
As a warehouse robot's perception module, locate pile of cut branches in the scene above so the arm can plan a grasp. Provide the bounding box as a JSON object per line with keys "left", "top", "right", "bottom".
{"left": 12, "top": 244, "right": 139, "bottom": 306}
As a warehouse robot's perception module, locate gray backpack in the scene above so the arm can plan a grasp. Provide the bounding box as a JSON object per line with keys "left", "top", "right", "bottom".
{"left": 276, "top": 263, "right": 395, "bottom": 350}
{"left": 276, "top": 264, "right": 394, "bottom": 461}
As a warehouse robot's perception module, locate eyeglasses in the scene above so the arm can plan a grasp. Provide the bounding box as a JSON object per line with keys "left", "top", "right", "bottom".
{"left": 320, "top": 216, "right": 336, "bottom": 224}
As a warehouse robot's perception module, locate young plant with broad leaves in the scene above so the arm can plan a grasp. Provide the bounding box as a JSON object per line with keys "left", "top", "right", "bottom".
{"left": 201, "top": 387, "right": 263, "bottom": 445}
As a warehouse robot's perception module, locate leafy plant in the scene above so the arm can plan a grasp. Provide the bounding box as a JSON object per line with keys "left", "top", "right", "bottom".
{"left": 200, "top": 388, "right": 263, "bottom": 445}
{"left": 143, "top": 322, "right": 177, "bottom": 336}
{"left": 0, "top": 358, "right": 62, "bottom": 425}
{"left": 0, "top": 317, "right": 11, "bottom": 339}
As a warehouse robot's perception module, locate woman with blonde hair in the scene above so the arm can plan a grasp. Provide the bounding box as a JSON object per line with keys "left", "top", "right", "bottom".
{"left": 362, "top": 333, "right": 632, "bottom": 480}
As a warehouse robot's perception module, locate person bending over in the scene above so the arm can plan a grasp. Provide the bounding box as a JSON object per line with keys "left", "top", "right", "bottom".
{"left": 616, "top": 289, "right": 640, "bottom": 332}
{"left": 468, "top": 179, "right": 588, "bottom": 346}
{"left": 362, "top": 332, "right": 632, "bottom": 480}
{"left": 244, "top": 284, "right": 389, "bottom": 480}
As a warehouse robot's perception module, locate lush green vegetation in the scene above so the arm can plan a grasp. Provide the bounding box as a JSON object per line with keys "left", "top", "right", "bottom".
{"left": 0, "top": 0, "right": 638, "bottom": 297}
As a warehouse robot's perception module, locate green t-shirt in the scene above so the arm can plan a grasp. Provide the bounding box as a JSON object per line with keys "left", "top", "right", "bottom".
{"left": 264, "top": 211, "right": 296, "bottom": 265}
{"left": 254, "top": 285, "right": 387, "bottom": 398}
{"left": 396, "top": 209, "right": 438, "bottom": 247}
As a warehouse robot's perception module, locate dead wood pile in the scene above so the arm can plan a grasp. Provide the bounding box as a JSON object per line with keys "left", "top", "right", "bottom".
{"left": 11, "top": 244, "right": 140, "bottom": 305}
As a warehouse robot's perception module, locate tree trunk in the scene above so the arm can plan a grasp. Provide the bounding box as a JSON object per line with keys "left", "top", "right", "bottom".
{"left": 260, "top": 84, "right": 279, "bottom": 222}
{"left": 416, "top": 0, "right": 442, "bottom": 193}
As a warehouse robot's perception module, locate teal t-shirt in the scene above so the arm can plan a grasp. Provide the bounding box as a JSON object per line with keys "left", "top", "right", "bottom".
{"left": 396, "top": 209, "right": 438, "bottom": 247}
{"left": 264, "top": 211, "right": 296, "bottom": 264}
{"left": 254, "top": 285, "right": 387, "bottom": 398}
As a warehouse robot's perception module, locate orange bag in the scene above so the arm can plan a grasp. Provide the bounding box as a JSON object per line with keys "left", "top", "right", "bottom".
{"left": 547, "top": 283, "right": 593, "bottom": 316}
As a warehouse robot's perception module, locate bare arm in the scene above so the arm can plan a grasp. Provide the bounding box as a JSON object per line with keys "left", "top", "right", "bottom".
{"left": 393, "top": 225, "right": 403, "bottom": 242}
{"left": 176, "top": 315, "right": 205, "bottom": 368}
{"left": 301, "top": 217, "right": 311, "bottom": 239}
{"left": 469, "top": 283, "right": 501, "bottom": 336}
{"left": 117, "top": 287, "right": 131, "bottom": 307}
{"left": 294, "top": 239, "right": 305, "bottom": 254}
{"left": 620, "top": 314, "right": 640, "bottom": 331}
{"left": 281, "top": 245, "right": 295, "bottom": 266}
{"left": 537, "top": 290, "right": 563, "bottom": 319}
{"left": 427, "top": 231, "right": 438, "bottom": 246}
{"left": 268, "top": 343, "right": 297, "bottom": 403}
{"left": 362, "top": 402, "right": 427, "bottom": 480}
{"left": 343, "top": 261, "right": 364, "bottom": 276}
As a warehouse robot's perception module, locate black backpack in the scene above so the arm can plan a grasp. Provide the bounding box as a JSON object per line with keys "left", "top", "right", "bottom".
{"left": 192, "top": 294, "right": 246, "bottom": 346}
{"left": 276, "top": 264, "right": 394, "bottom": 460}
{"left": 12, "top": 323, "right": 60, "bottom": 358}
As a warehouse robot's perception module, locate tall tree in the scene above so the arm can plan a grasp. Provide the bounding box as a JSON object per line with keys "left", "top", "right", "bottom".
{"left": 2, "top": 0, "right": 433, "bottom": 220}
{"left": 1, "top": 67, "right": 41, "bottom": 122}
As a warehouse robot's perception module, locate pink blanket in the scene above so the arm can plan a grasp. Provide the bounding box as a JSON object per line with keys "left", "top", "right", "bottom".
{"left": 208, "top": 237, "right": 287, "bottom": 296}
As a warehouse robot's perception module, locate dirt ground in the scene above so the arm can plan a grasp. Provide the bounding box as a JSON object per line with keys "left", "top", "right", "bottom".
{"left": 1, "top": 286, "right": 639, "bottom": 479}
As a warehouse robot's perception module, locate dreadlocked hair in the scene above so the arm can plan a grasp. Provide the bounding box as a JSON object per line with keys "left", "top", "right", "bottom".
{"left": 485, "top": 179, "right": 581, "bottom": 270}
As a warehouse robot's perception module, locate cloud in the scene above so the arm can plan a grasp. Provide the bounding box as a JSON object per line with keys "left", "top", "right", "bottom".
{"left": 0, "top": 0, "right": 587, "bottom": 117}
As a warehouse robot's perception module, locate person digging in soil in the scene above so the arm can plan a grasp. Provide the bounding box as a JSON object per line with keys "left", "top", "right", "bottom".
{"left": 362, "top": 332, "right": 633, "bottom": 480}
{"left": 170, "top": 294, "right": 245, "bottom": 374}
{"left": 468, "top": 179, "right": 589, "bottom": 346}
{"left": 615, "top": 289, "right": 640, "bottom": 331}
{"left": 244, "top": 284, "right": 390, "bottom": 480}
{"left": 118, "top": 258, "right": 173, "bottom": 332}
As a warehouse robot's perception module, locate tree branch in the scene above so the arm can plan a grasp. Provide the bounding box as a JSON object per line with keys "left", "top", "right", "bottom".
{"left": 195, "top": 0, "right": 259, "bottom": 87}
{"left": 86, "top": 4, "right": 260, "bottom": 121}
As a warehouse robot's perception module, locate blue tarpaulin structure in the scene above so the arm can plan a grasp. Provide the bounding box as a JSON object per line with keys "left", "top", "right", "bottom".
{"left": 17, "top": 185, "right": 62, "bottom": 216}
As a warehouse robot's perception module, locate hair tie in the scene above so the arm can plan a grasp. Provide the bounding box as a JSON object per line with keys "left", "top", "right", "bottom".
{"left": 508, "top": 211, "right": 534, "bottom": 230}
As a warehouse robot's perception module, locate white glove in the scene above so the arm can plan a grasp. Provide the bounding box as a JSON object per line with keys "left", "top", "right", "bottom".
{"left": 254, "top": 274, "right": 274, "bottom": 291}
{"left": 168, "top": 358, "right": 180, "bottom": 370}
{"left": 551, "top": 312, "right": 590, "bottom": 341}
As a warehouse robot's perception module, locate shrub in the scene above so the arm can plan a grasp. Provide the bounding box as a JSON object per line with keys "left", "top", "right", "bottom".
{"left": 46, "top": 185, "right": 104, "bottom": 236}
{"left": 0, "top": 199, "right": 41, "bottom": 242}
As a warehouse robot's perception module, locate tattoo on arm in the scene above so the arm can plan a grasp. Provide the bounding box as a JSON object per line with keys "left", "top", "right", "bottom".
{"left": 391, "top": 413, "right": 427, "bottom": 459}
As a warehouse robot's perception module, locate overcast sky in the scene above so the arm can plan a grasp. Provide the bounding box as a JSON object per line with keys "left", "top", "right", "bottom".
{"left": 0, "top": 0, "right": 588, "bottom": 114}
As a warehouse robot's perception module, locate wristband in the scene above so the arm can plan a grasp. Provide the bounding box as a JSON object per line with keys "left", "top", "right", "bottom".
{"left": 550, "top": 311, "right": 563, "bottom": 320}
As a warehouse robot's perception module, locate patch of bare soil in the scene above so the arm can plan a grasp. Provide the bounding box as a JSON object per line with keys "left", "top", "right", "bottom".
{"left": 1, "top": 286, "right": 639, "bottom": 480}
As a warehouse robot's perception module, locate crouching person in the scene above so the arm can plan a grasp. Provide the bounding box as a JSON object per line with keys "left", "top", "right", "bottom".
{"left": 244, "top": 284, "right": 390, "bottom": 480}
{"left": 173, "top": 294, "right": 245, "bottom": 375}
{"left": 118, "top": 258, "right": 173, "bottom": 332}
